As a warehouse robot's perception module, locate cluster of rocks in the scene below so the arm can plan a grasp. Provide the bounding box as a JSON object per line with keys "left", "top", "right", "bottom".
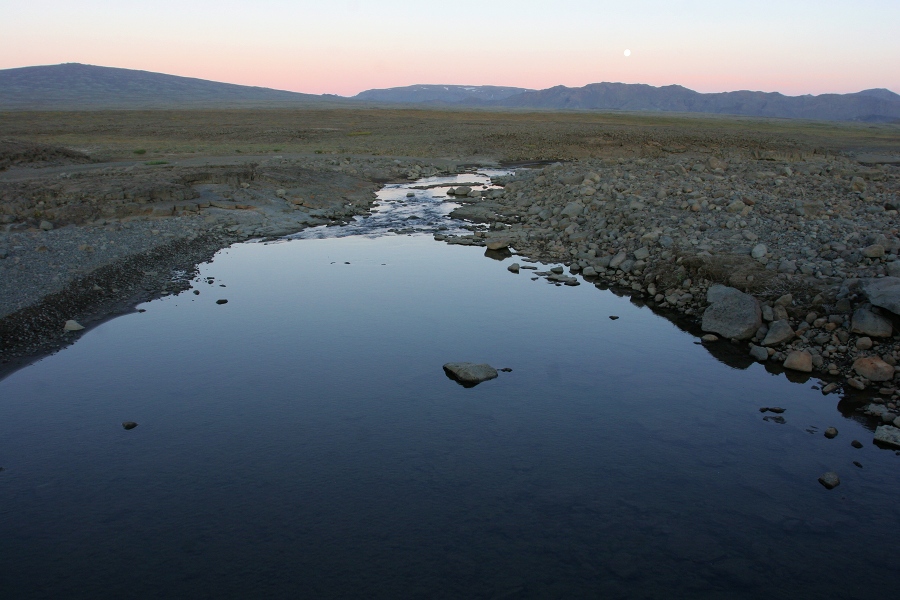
{"left": 434, "top": 153, "right": 900, "bottom": 426}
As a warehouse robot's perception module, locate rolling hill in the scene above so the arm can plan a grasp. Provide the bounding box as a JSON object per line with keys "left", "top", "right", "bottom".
{"left": 0, "top": 63, "right": 338, "bottom": 110}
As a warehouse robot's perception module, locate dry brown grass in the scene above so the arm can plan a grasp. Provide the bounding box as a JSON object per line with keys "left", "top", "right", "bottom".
{"left": 0, "top": 106, "right": 897, "bottom": 164}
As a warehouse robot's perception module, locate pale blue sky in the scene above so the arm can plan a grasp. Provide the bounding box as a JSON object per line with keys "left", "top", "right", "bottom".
{"left": 2, "top": 0, "right": 897, "bottom": 96}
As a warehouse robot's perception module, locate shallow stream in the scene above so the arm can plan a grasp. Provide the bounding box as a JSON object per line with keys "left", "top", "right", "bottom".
{"left": 1, "top": 171, "right": 898, "bottom": 599}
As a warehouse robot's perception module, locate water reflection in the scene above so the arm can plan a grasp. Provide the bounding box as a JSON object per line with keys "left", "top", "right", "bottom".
{"left": 0, "top": 180, "right": 898, "bottom": 599}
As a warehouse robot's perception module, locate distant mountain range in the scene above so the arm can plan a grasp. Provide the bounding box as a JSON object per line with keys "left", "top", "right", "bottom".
{"left": 468, "top": 83, "right": 900, "bottom": 122}
{"left": 354, "top": 85, "right": 533, "bottom": 104}
{"left": 1, "top": 63, "right": 898, "bottom": 122}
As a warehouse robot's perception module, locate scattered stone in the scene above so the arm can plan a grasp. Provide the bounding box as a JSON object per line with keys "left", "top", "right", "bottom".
{"left": 763, "top": 415, "right": 786, "bottom": 424}
{"left": 846, "top": 378, "right": 866, "bottom": 390}
{"left": 851, "top": 440, "right": 863, "bottom": 449}
{"left": 760, "top": 407, "right": 786, "bottom": 414}
{"left": 822, "top": 383, "right": 839, "bottom": 394}
{"left": 486, "top": 240, "right": 509, "bottom": 251}
{"left": 824, "top": 427, "right": 838, "bottom": 439}
{"left": 774, "top": 294, "right": 793, "bottom": 307}
{"left": 701, "top": 334, "right": 718, "bottom": 342}
{"left": 818, "top": 472, "right": 840, "bottom": 489}
{"left": 859, "top": 278, "right": 900, "bottom": 317}
{"left": 701, "top": 285, "right": 761, "bottom": 340}
{"left": 862, "top": 244, "right": 885, "bottom": 258}
{"left": 609, "top": 315, "right": 619, "bottom": 320}
{"left": 63, "top": 319, "right": 84, "bottom": 331}
{"left": 39, "top": 220, "right": 54, "bottom": 231}
{"left": 852, "top": 356, "right": 894, "bottom": 382}
{"left": 216, "top": 299, "right": 228, "bottom": 305}
{"left": 442, "top": 362, "right": 499, "bottom": 387}
{"left": 749, "top": 345, "right": 769, "bottom": 361}
{"left": 761, "top": 320, "right": 794, "bottom": 346}
{"left": 499, "top": 368, "right": 513, "bottom": 372}
{"left": 853, "top": 461, "right": 863, "bottom": 468}
{"left": 855, "top": 337, "right": 873, "bottom": 350}
{"left": 783, "top": 350, "right": 813, "bottom": 373}
{"left": 507, "top": 263, "right": 520, "bottom": 273}
{"left": 122, "top": 421, "right": 138, "bottom": 430}
{"left": 850, "top": 308, "right": 892, "bottom": 337}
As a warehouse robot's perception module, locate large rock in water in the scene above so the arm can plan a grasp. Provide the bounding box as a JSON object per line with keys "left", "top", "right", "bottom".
{"left": 443, "top": 363, "right": 499, "bottom": 387}
{"left": 860, "top": 277, "right": 900, "bottom": 316}
{"left": 701, "top": 285, "right": 761, "bottom": 340}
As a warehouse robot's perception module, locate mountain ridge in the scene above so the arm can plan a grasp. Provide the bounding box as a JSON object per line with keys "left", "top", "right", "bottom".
{"left": 474, "top": 82, "right": 900, "bottom": 122}
{"left": 1, "top": 63, "right": 898, "bottom": 122}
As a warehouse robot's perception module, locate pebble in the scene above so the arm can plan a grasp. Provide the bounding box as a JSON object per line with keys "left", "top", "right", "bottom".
{"left": 216, "top": 299, "right": 228, "bottom": 305}
{"left": 783, "top": 350, "right": 813, "bottom": 373}
{"left": 507, "top": 263, "right": 520, "bottom": 273}
{"left": 824, "top": 427, "right": 838, "bottom": 439}
{"left": 122, "top": 421, "right": 138, "bottom": 430}
{"left": 63, "top": 319, "right": 84, "bottom": 331}
{"left": 749, "top": 345, "right": 769, "bottom": 361}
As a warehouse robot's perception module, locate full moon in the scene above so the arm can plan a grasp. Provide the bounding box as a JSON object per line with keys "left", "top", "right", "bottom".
{"left": 624, "top": 49, "right": 631, "bottom": 57}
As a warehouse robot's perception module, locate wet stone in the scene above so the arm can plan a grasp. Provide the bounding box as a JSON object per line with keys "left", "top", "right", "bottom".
{"left": 818, "top": 472, "right": 840, "bottom": 489}
{"left": 442, "top": 362, "right": 499, "bottom": 387}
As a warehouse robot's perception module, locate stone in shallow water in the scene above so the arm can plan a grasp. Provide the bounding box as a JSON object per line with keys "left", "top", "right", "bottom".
{"left": 818, "top": 472, "right": 840, "bottom": 489}
{"left": 122, "top": 421, "right": 138, "bottom": 430}
{"left": 442, "top": 362, "right": 499, "bottom": 387}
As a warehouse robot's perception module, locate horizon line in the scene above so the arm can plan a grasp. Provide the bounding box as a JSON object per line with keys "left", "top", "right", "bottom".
{"left": 3, "top": 62, "right": 898, "bottom": 100}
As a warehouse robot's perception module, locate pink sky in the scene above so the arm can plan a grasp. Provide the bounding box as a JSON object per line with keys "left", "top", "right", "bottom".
{"left": 2, "top": 0, "right": 898, "bottom": 97}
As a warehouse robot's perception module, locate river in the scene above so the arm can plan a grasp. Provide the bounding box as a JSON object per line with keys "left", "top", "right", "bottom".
{"left": 1, "top": 170, "right": 898, "bottom": 599}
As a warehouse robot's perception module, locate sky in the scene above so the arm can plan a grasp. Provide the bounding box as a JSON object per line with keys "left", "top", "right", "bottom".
{"left": 2, "top": 0, "right": 898, "bottom": 97}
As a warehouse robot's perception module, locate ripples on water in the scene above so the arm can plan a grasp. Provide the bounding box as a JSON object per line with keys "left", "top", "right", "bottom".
{"left": 0, "top": 172, "right": 898, "bottom": 599}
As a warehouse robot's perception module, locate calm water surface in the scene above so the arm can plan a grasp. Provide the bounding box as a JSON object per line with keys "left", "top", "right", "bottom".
{"left": 1, "top": 174, "right": 898, "bottom": 599}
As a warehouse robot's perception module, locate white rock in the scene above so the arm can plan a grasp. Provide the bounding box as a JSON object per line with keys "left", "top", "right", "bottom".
{"left": 64, "top": 320, "right": 84, "bottom": 331}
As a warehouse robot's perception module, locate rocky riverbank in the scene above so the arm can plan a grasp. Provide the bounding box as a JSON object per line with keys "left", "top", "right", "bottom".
{"left": 434, "top": 152, "right": 900, "bottom": 438}
{"left": 0, "top": 149, "right": 460, "bottom": 373}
